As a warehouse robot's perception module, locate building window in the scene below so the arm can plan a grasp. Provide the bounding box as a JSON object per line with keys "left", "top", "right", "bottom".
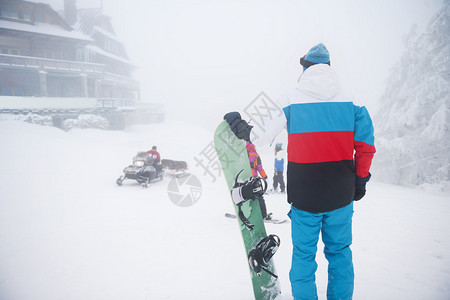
{"left": 44, "top": 50, "right": 62, "bottom": 60}
{"left": 104, "top": 39, "right": 119, "bottom": 55}
{"left": 35, "top": 10, "right": 42, "bottom": 22}
{"left": 23, "top": 8, "right": 31, "bottom": 21}
{"left": 0, "top": 5, "right": 6, "bottom": 17}
{"left": 0, "top": 5, "right": 18, "bottom": 19}
{"left": 0, "top": 87, "right": 24, "bottom": 96}
{"left": 84, "top": 48, "right": 95, "bottom": 62}
{"left": 1, "top": 88, "right": 13, "bottom": 96}
{"left": 10, "top": 6, "right": 17, "bottom": 18}
{"left": 76, "top": 48, "right": 84, "bottom": 61}
{"left": 14, "top": 88, "right": 24, "bottom": 96}
{"left": 0, "top": 48, "right": 20, "bottom": 55}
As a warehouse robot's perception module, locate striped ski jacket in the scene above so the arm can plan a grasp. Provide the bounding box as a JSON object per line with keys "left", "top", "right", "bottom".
{"left": 246, "top": 143, "right": 268, "bottom": 179}
{"left": 253, "top": 64, "right": 375, "bottom": 213}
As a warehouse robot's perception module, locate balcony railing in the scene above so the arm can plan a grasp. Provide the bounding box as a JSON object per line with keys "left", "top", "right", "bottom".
{"left": 0, "top": 54, "right": 104, "bottom": 73}
{"left": 0, "top": 54, "right": 140, "bottom": 89}
{"left": 97, "top": 98, "right": 137, "bottom": 110}
{"left": 103, "top": 72, "right": 140, "bottom": 90}
{"left": 0, "top": 96, "right": 137, "bottom": 113}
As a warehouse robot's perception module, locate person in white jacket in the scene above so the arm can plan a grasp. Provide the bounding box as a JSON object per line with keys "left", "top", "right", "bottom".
{"left": 224, "top": 43, "right": 375, "bottom": 300}
{"left": 273, "top": 142, "right": 285, "bottom": 193}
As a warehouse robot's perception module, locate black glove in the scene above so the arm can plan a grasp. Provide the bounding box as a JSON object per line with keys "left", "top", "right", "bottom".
{"left": 224, "top": 112, "right": 253, "bottom": 142}
{"left": 354, "top": 173, "right": 371, "bottom": 201}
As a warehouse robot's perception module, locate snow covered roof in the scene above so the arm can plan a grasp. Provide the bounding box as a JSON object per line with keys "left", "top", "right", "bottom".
{"left": 59, "top": 8, "right": 131, "bottom": 65}
{"left": 93, "top": 26, "right": 121, "bottom": 43}
{"left": 0, "top": 19, "right": 93, "bottom": 42}
{"left": 72, "top": 8, "right": 103, "bottom": 36}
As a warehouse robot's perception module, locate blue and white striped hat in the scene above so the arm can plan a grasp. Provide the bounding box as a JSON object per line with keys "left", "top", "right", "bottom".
{"left": 300, "top": 43, "right": 330, "bottom": 71}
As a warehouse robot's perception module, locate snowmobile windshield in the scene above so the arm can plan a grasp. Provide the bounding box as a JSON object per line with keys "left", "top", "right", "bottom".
{"left": 134, "top": 160, "right": 145, "bottom": 167}
{"left": 134, "top": 152, "right": 154, "bottom": 165}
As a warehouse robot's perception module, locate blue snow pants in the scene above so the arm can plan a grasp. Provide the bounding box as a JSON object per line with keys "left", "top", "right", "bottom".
{"left": 288, "top": 202, "right": 354, "bottom": 300}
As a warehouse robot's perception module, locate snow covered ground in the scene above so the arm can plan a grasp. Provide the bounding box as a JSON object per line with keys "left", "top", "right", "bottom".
{"left": 0, "top": 116, "right": 449, "bottom": 299}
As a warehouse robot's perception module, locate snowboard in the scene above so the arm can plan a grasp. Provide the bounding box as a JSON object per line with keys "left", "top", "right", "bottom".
{"left": 214, "top": 120, "right": 281, "bottom": 300}
{"left": 225, "top": 213, "right": 288, "bottom": 225}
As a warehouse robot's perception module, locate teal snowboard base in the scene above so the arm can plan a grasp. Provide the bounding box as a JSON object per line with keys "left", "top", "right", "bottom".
{"left": 214, "top": 120, "right": 281, "bottom": 300}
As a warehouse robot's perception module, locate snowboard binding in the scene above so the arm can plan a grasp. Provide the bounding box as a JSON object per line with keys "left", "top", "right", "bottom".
{"left": 231, "top": 170, "right": 268, "bottom": 230}
{"left": 248, "top": 234, "right": 281, "bottom": 278}
{"left": 231, "top": 170, "right": 267, "bottom": 205}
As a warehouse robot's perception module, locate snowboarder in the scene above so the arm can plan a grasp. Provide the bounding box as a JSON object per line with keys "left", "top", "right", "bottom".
{"left": 273, "top": 142, "right": 285, "bottom": 193}
{"left": 246, "top": 142, "right": 272, "bottom": 220}
{"left": 224, "top": 43, "right": 376, "bottom": 300}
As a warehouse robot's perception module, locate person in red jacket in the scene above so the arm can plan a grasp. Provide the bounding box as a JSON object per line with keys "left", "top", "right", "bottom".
{"left": 147, "top": 146, "right": 161, "bottom": 163}
{"left": 147, "top": 146, "right": 163, "bottom": 173}
{"left": 246, "top": 142, "right": 271, "bottom": 220}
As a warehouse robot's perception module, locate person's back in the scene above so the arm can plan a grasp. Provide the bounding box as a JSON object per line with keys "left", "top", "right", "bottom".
{"left": 282, "top": 43, "right": 374, "bottom": 300}
{"left": 273, "top": 143, "right": 285, "bottom": 193}
{"left": 280, "top": 62, "right": 373, "bottom": 212}
{"left": 223, "top": 43, "right": 375, "bottom": 300}
{"left": 246, "top": 143, "right": 267, "bottom": 179}
{"left": 274, "top": 153, "right": 284, "bottom": 172}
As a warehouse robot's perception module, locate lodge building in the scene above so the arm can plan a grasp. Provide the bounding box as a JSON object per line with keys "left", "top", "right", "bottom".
{"left": 0, "top": 0, "right": 140, "bottom": 114}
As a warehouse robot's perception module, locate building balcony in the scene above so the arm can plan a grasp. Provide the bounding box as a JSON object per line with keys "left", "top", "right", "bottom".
{"left": 97, "top": 98, "right": 137, "bottom": 110}
{"left": 0, "top": 96, "right": 137, "bottom": 113}
{"left": 0, "top": 53, "right": 104, "bottom": 74}
{"left": 0, "top": 54, "right": 139, "bottom": 89}
{"left": 103, "top": 72, "right": 140, "bottom": 90}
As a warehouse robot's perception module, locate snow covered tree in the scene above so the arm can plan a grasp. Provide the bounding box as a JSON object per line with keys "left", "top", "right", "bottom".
{"left": 373, "top": 3, "right": 450, "bottom": 191}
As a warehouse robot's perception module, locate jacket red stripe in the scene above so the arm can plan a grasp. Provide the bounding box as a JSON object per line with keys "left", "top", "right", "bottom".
{"left": 287, "top": 131, "right": 355, "bottom": 164}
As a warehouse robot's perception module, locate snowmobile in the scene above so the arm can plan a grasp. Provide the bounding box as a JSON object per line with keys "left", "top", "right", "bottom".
{"left": 116, "top": 152, "right": 165, "bottom": 188}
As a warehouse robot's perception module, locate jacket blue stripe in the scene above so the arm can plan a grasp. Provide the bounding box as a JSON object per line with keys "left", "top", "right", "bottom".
{"left": 354, "top": 106, "right": 375, "bottom": 146}
{"left": 283, "top": 102, "right": 355, "bottom": 134}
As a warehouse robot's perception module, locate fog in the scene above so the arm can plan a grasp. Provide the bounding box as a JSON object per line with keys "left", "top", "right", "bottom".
{"left": 41, "top": 0, "right": 443, "bottom": 127}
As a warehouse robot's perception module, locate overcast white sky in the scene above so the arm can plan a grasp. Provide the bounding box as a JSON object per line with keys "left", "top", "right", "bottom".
{"left": 42, "top": 0, "right": 444, "bottom": 126}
